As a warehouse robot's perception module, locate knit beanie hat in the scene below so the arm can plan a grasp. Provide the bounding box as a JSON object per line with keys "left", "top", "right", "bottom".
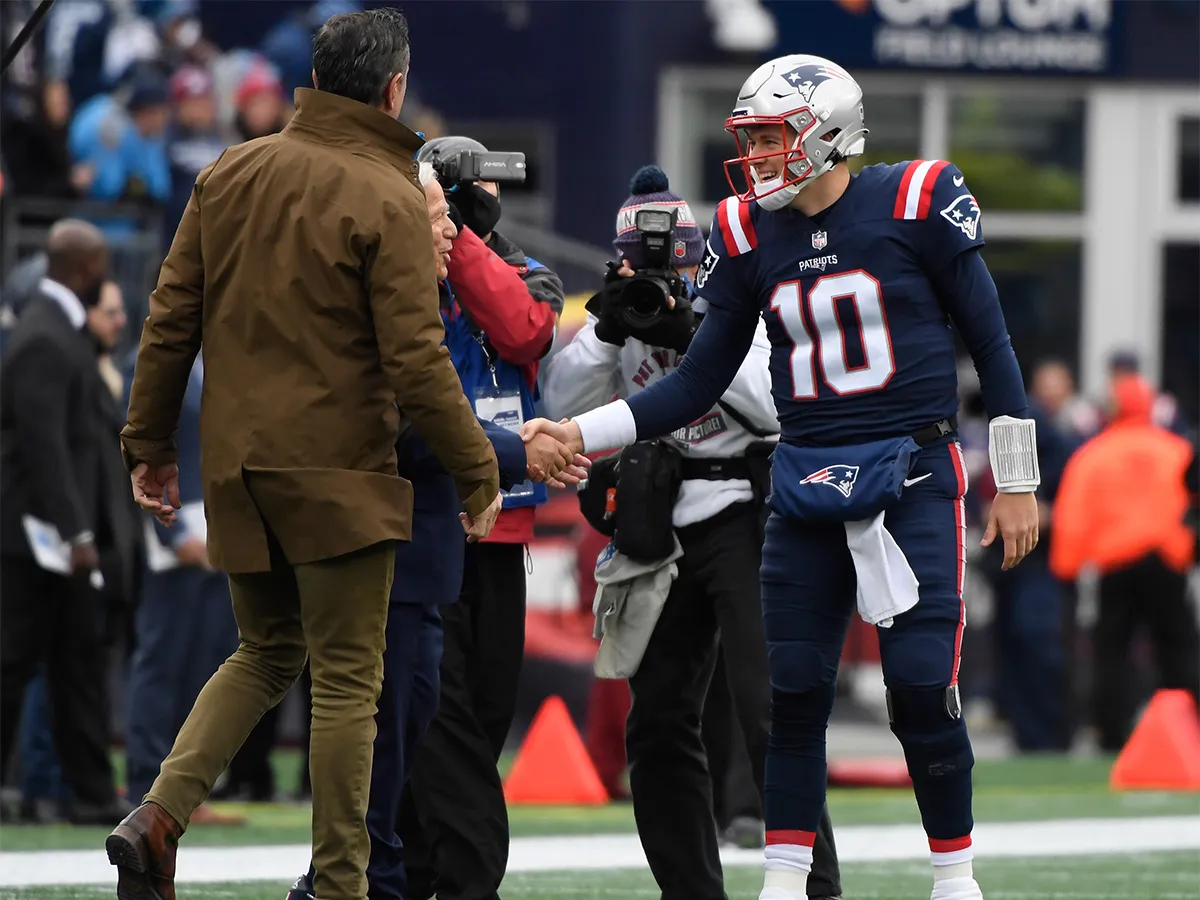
{"left": 613, "top": 166, "right": 704, "bottom": 268}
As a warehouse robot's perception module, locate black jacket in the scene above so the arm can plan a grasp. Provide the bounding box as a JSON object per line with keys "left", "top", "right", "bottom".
{"left": 0, "top": 293, "right": 121, "bottom": 570}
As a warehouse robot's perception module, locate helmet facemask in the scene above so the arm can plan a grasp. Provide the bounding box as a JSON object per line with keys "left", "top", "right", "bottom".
{"left": 725, "top": 108, "right": 868, "bottom": 212}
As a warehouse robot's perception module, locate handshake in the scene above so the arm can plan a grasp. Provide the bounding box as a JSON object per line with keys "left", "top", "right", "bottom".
{"left": 459, "top": 418, "right": 590, "bottom": 542}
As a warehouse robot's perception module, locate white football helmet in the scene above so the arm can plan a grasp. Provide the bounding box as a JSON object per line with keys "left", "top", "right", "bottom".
{"left": 724, "top": 54, "right": 868, "bottom": 211}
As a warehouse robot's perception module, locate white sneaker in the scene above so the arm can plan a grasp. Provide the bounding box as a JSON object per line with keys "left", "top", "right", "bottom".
{"left": 930, "top": 875, "right": 984, "bottom": 900}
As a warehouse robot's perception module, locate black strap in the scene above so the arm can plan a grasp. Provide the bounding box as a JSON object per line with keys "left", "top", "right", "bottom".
{"left": 717, "top": 399, "right": 778, "bottom": 439}
{"left": 913, "top": 416, "right": 957, "bottom": 446}
{"left": 679, "top": 456, "right": 753, "bottom": 481}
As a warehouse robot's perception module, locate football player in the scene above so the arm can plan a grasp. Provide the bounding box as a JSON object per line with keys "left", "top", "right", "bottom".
{"left": 522, "top": 54, "right": 1039, "bottom": 900}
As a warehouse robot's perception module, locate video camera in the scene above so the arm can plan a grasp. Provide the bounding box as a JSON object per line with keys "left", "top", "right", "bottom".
{"left": 432, "top": 149, "right": 527, "bottom": 185}
{"left": 610, "top": 204, "right": 689, "bottom": 331}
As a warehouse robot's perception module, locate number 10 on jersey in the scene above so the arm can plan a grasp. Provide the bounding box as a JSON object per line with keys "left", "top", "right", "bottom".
{"left": 770, "top": 270, "right": 896, "bottom": 399}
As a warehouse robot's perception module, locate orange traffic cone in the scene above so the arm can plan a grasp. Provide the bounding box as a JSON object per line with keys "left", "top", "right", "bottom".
{"left": 504, "top": 695, "right": 609, "bottom": 805}
{"left": 1110, "top": 688, "right": 1200, "bottom": 791}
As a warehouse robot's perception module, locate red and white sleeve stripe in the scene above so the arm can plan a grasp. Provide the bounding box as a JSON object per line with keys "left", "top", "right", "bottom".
{"left": 716, "top": 196, "right": 758, "bottom": 257}
{"left": 893, "top": 159, "right": 951, "bottom": 220}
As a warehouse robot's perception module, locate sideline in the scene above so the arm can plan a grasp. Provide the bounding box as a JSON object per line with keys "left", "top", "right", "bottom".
{"left": 1, "top": 815, "right": 1197, "bottom": 887}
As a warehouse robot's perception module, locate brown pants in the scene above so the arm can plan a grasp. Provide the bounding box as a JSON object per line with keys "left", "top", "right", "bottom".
{"left": 146, "top": 540, "right": 395, "bottom": 900}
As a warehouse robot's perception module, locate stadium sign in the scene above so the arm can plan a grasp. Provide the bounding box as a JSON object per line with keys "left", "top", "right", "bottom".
{"left": 766, "top": 0, "right": 1120, "bottom": 76}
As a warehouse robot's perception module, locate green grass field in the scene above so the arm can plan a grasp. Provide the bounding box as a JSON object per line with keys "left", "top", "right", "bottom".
{"left": 1, "top": 754, "right": 1197, "bottom": 899}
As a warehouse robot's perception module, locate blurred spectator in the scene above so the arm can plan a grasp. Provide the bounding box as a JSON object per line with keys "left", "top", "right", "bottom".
{"left": 1107, "top": 349, "right": 1191, "bottom": 437}
{"left": 68, "top": 67, "right": 171, "bottom": 235}
{"left": 259, "top": 0, "right": 361, "bottom": 97}
{"left": 1030, "top": 358, "right": 1099, "bottom": 441}
{"left": 1051, "top": 373, "right": 1200, "bottom": 750}
{"left": 12, "top": 278, "right": 141, "bottom": 823}
{"left": 0, "top": 223, "right": 133, "bottom": 825}
{"left": 42, "top": 0, "right": 116, "bottom": 112}
{"left": 0, "top": 1, "right": 82, "bottom": 207}
{"left": 164, "top": 64, "right": 226, "bottom": 238}
{"left": 144, "top": 0, "right": 219, "bottom": 70}
{"left": 233, "top": 62, "right": 287, "bottom": 142}
{"left": 981, "top": 400, "right": 1077, "bottom": 752}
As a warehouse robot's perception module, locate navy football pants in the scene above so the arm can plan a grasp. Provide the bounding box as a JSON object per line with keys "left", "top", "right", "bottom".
{"left": 760, "top": 442, "right": 975, "bottom": 851}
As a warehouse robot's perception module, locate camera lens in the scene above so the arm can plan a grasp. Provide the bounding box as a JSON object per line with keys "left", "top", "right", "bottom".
{"left": 616, "top": 276, "right": 670, "bottom": 331}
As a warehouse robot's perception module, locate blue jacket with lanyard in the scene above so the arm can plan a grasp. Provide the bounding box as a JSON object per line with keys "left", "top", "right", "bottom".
{"left": 439, "top": 279, "right": 546, "bottom": 512}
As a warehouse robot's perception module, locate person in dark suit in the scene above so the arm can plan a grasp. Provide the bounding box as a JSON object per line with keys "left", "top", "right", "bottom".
{"left": 0, "top": 219, "right": 129, "bottom": 825}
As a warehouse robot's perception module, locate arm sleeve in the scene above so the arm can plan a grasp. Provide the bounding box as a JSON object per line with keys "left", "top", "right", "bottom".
{"left": 479, "top": 417, "right": 527, "bottom": 490}
{"left": 627, "top": 303, "right": 759, "bottom": 440}
{"left": 541, "top": 314, "right": 623, "bottom": 421}
{"left": 712, "top": 317, "right": 779, "bottom": 435}
{"left": 11, "top": 338, "right": 90, "bottom": 539}
{"left": 368, "top": 189, "right": 499, "bottom": 519}
{"left": 445, "top": 227, "right": 560, "bottom": 365}
{"left": 933, "top": 249, "right": 1029, "bottom": 420}
{"left": 120, "top": 160, "right": 215, "bottom": 469}
{"left": 918, "top": 162, "right": 1028, "bottom": 420}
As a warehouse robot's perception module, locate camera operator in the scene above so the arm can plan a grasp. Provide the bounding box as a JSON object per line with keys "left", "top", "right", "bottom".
{"left": 402, "top": 135, "right": 565, "bottom": 900}
{"left": 541, "top": 167, "right": 842, "bottom": 900}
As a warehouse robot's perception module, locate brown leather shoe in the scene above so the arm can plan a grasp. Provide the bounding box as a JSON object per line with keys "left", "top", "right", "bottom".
{"left": 105, "top": 801, "right": 183, "bottom": 900}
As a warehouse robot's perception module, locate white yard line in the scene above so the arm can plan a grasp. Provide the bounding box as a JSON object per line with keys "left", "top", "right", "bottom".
{"left": 0, "top": 816, "right": 1197, "bottom": 888}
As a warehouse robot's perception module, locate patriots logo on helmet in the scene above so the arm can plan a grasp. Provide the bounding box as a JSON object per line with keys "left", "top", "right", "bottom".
{"left": 800, "top": 464, "right": 860, "bottom": 499}
{"left": 940, "top": 193, "right": 982, "bottom": 241}
{"left": 779, "top": 63, "right": 847, "bottom": 104}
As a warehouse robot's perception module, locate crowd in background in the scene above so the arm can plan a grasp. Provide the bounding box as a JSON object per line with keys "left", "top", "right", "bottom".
{"left": 1, "top": 0, "right": 1197, "bottom": 827}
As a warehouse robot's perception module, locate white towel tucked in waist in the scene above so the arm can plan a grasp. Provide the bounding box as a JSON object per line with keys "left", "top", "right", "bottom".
{"left": 844, "top": 511, "right": 920, "bottom": 628}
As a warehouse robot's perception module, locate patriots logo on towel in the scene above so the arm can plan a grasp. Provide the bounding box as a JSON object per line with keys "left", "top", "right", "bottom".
{"left": 800, "top": 464, "right": 860, "bottom": 499}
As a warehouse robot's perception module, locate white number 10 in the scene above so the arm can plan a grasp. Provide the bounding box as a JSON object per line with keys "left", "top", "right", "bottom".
{"left": 769, "top": 270, "right": 896, "bottom": 399}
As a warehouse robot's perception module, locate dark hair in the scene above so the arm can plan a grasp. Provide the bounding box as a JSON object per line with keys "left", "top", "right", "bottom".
{"left": 312, "top": 8, "right": 411, "bottom": 108}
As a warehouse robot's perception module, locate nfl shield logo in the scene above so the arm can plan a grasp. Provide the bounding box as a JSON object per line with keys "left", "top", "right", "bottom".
{"left": 673, "top": 240, "right": 687, "bottom": 259}
{"left": 811, "top": 231, "right": 828, "bottom": 251}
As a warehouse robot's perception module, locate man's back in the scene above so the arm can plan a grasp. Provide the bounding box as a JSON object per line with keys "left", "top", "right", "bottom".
{"left": 197, "top": 105, "right": 417, "bottom": 480}
{"left": 124, "top": 88, "right": 500, "bottom": 574}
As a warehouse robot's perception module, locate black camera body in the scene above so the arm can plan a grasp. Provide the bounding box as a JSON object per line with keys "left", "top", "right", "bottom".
{"left": 611, "top": 204, "right": 689, "bottom": 332}
{"left": 433, "top": 149, "right": 527, "bottom": 185}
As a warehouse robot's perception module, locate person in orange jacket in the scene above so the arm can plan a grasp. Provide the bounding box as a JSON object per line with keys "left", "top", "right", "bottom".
{"left": 1050, "top": 372, "right": 1199, "bottom": 750}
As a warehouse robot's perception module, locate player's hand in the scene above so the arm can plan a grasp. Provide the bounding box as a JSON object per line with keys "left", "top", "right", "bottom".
{"left": 521, "top": 417, "right": 585, "bottom": 456}
{"left": 981, "top": 491, "right": 1039, "bottom": 571}
{"left": 131, "top": 462, "right": 181, "bottom": 527}
{"left": 460, "top": 491, "right": 503, "bottom": 543}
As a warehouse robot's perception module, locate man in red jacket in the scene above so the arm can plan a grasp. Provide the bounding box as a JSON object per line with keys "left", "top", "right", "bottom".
{"left": 402, "top": 135, "right": 564, "bottom": 900}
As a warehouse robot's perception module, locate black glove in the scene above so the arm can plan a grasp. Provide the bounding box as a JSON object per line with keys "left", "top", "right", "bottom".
{"left": 628, "top": 293, "right": 698, "bottom": 354}
{"left": 585, "top": 262, "right": 632, "bottom": 347}
{"left": 446, "top": 200, "right": 464, "bottom": 236}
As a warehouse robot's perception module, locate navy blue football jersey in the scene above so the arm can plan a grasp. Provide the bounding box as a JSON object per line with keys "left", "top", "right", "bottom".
{"left": 696, "top": 160, "right": 987, "bottom": 446}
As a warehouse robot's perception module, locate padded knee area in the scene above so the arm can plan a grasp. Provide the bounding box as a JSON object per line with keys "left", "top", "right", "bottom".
{"left": 768, "top": 639, "right": 840, "bottom": 695}
{"left": 888, "top": 686, "right": 975, "bottom": 779}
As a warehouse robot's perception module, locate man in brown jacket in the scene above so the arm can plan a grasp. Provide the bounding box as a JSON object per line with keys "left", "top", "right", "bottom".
{"left": 105, "top": 10, "right": 521, "bottom": 900}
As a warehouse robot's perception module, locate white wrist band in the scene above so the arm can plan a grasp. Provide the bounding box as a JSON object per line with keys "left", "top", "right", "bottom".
{"left": 988, "top": 415, "right": 1040, "bottom": 493}
{"left": 573, "top": 400, "right": 637, "bottom": 454}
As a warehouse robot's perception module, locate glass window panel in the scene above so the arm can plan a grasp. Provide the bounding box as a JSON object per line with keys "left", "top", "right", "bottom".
{"left": 1177, "top": 117, "right": 1200, "bottom": 204}
{"left": 949, "top": 94, "right": 1085, "bottom": 212}
{"left": 695, "top": 88, "right": 921, "bottom": 204}
{"left": 968, "top": 240, "right": 1083, "bottom": 380}
{"left": 1161, "top": 242, "right": 1199, "bottom": 427}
